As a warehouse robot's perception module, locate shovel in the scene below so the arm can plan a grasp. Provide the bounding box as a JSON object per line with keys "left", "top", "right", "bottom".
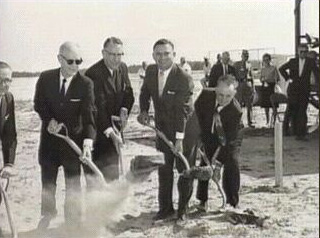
{"left": 143, "top": 118, "right": 226, "bottom": 208}
{"left": 48, "top": 124, "right": 107, "bottom": 188}
{"left": 0, "top": 177, "right": 18, "bottom": 238}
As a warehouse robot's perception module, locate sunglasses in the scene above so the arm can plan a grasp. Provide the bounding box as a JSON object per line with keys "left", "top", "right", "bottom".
{"left": 60, "top": 55, "right": 83, "bottom": 65}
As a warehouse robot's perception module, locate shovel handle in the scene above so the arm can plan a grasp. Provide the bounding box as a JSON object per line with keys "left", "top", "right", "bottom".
{"left": 144, "top": 121, "right": 190, "bottom": 171}
{"left": 0, "top": 179, "right": 18, "bottom": 238}
{"left": 49, "top": 127, "right": 108, "bottom": 188}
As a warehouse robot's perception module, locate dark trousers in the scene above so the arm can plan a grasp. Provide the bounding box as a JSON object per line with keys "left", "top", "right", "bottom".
{"left": 157, "top": 151, "right": 193, "bottom": 215}
{"left": 196, "top": 149, "right": 240, "bottom": 207}
{"left": 236, "top": 81, "right": 254, "bottom": 125}
{"left": 285, "top": 95, "right": 308, "bottom": 137}
{"left": 41, "top": 163, "right": 81, "bottom": 224}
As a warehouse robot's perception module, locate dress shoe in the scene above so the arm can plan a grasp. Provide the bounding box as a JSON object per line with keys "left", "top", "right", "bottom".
{"left": 175, "top": 213, "right": 187, "bottom": 225}
{"left": 196, "top": 201, "right": 208, "bottom": 213}
{"left": 152, "top": 209, "right": 175, "bottom": 221}
{"left": 37, "top": 214, "right": 56, "bottom": 231}
{"left": 248, "top": 124, "right": 255, "bottom": 128}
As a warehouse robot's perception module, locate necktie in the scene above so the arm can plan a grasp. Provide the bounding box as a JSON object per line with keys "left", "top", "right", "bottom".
{"left": 211, "top": 105, "right": 226, "bottom": 146}
{"left": 158, "top": 70, "right": 165, "bottom": 96}
{"left": 60, "top": 78, "right": 67, "bottom": 97}
{"left": 225, "top": 64, "right": 228, "bottom": 75}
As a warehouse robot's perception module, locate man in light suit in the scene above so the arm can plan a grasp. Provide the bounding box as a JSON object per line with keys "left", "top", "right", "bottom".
{"left": 234, "top": 49, "right": 255, "bottom": 128}
{"left": 0, "top": 62, "right": 17, "bottom": 180}
{"left": 279, "top": 44, "right": 319, "bottom": 140}
{"left": 208, "top": 51, "right": 236, "bottom": 88}
{"left": 195, "top": 75, "right": 243, "bottom": 211}
{"left": 85, "top": 37, "right": 134, "bottom": 182}
{"left": 34, "top": 42, "right": 96, "bottom": 230}
{"left": 138, "top": 39, "right": 194, "bottom": 221}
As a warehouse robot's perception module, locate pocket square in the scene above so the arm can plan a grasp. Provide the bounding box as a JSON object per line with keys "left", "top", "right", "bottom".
{"left": 70, "top": 98, "right": 81, "bottom": 102}
{"left": 4, "top": 114, "right": 9, "bottom": 121}
{"left": 167, "top": 90, "right": 176, "bottom": 95}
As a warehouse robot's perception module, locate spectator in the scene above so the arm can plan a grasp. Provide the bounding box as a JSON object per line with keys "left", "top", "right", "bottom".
{"left": 180, "top": 57, "right": 192, "bottom": 75}
{"left": 279, "top": 44, "right": 319, "bottom": 140}
{"left": 208, "top": 51, "right": 236, "bottom": 88}
{"left": 260, "top": 53, "right": 280, "bottom": 126}
{"left": 234, "top": 49, "right": 255, "bottom": 128}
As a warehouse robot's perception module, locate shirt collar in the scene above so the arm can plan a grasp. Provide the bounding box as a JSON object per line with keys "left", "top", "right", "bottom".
{"left": 59, "top": 71, "right": 73, "bottom": 82}
{"left": 158, "top": 64, "right": 173, "bottom": 77}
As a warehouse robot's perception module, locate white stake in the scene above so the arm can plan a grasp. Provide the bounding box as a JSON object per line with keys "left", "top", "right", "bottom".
{"left": 274, "top": 120, "right": 283, "bottom": 187}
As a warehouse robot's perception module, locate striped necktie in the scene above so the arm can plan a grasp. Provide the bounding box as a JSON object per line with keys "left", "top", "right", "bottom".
{"left": 211, "top": 105, "right": 226, "bottom": 146}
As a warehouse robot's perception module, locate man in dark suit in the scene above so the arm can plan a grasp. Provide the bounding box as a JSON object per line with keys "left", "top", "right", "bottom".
{"left": 195, "top": 75, "right": 243, "bottom": 211}
{"left": 279, "top": 44, "right": 319, "bottom": 140}
{"left": 85, "top": 37, "right": 134, "bottom": 182}
{"left": 34, "top": 42, "right": 96, "bottom": 230}
{"left": 234, "top": 49, "right": 255, "bottom": 128}
{"left": 208, "top": 51, "right": 236, "bottom": 88}
{"left": 138, "top": 39, "right": 194, "bottom": 221}
{"left": 0, "top": 61, "right": 17, "bottom": 179}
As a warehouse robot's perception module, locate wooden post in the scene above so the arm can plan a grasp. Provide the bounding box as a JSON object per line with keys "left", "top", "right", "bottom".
{"left": 274, "top": 120, "right": 283, "bottom": 187}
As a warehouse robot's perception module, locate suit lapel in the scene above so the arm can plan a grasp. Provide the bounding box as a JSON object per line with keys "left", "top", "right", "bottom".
{"left": 162, "top": 64, "right": 177, "bottom": 95}
{"left": 65, "top": 73, "right": 78, "bottom": 99}
{"left": 103, "top": 65, "right": 117, "bottom": 93}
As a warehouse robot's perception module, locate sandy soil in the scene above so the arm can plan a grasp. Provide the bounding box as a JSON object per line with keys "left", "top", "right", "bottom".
{"left": 0, "top": 95, "right": 318, "bottom": 238}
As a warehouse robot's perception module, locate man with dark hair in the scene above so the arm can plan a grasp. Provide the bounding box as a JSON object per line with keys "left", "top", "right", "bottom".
{"left": 234, "top": 49, "right": 255, "bottom": 128}
{"left": 85, "top": 36, "right": 134, "bottom": 181}
{"left": 208, "top": 51, "right": 236, "bottom": 87}
{"left": 138, "top": 38, "right": 194, "bottom": 221}
{"left": 195, "top": 75, "right": 243, "bottom": 211}
{"left": 279, "top": 44, "right": 319, "bottom": 140}
{"left": 34, "top": 42, "right": 96, "bottom": 230}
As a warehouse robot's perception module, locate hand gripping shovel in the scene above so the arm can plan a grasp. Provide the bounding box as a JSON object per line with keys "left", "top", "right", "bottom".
{"left": 143, "top": 119, "right": 226, "bottom": 208}
{"left": 48, "top": 124, "right": 108, "bottom": 188}
{"left": 0, "top": 176, "right": 18, "bottom": 238}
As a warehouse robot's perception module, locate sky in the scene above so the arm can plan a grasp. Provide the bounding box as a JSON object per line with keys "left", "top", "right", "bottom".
{"left": 0, "top": 0, "right": 319, "bottom": 72}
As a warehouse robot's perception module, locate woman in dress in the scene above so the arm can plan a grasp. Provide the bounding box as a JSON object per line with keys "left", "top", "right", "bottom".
{"left": 260, "top": 53, "right": 280, "bottom": 126}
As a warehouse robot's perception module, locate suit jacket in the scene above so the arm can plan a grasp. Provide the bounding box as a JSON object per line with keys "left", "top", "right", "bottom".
{"left": 233, "top": 60, "right": 253, "bottom": 83}
{"left": 34, "top": 68, "right": 96, "bottom": 166}
{"left": 0, "top": 92, "right": 17, "bottom": 165}
{"left": 279, "top": 57, "right": 319, "bottom": 99}
{"left": 195, "top": 90, "right": 243, "bottom": 164}
{"left": 208, "top": 63, "right": 236, "bottom": 87}
{"left": 139, "top": 63, "right": 194, "bottom": 153}
{"left": 85, "top": 60, "right": 134, "bottom": 152}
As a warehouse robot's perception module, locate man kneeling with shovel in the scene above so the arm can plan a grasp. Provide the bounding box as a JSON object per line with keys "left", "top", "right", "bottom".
{"left": 193, "top": 75, "right": 244, "bottom": 213}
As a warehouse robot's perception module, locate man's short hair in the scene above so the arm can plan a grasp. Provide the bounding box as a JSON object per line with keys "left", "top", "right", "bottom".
{"left": 153, "top": 39, "right": 174, "bottom": 50}
{"left": 242, "top": 49, "right": 249, "bottom": 55}
{"left": 217, "top": 74, "right": 238, "bottom": 89}
{"left": 103, "top": 37, "right": 123, "bottom": 48}
{"left": 0, "top": 61, "right": 11, "bottom": 70}
{"left": 262, "top": 53, "right": 271, "bottom": 60}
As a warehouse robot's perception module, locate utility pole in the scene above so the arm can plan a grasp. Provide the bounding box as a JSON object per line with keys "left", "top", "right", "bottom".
{"left": 295, "top": 0, "right": 302, "bottom": 57}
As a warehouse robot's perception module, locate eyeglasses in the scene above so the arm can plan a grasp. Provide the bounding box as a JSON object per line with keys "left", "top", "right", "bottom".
{"left": 104, "top": 50, "right": 124, "bottom": 57}
{"left": 60, "top": 55, "right": 83, "bottom": 65}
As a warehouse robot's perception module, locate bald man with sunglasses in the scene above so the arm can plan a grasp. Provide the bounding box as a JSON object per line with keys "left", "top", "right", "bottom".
{"left": 34, "top": 41, "right": 96, "bottom": 231}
